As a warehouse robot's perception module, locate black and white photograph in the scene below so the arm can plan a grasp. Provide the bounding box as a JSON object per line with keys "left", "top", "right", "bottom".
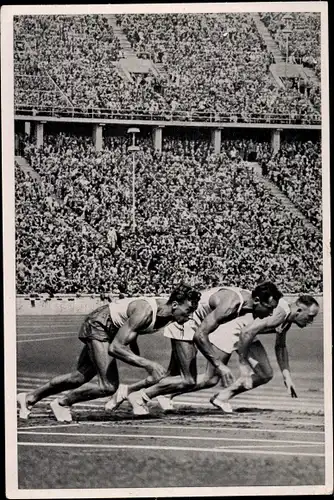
{"left": 2, "top": 2, "right": 332, "bottom": 497}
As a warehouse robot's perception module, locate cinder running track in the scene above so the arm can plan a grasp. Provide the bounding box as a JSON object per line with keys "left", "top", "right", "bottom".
{"left": 16, "top": 314, "right": 325, "bottom": 489}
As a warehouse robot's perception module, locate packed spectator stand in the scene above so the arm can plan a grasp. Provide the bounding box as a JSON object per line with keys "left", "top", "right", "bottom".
{"left": 15, "top": 131, "right": 322, "bottom": 295}
{"left": 14, "top": 13, "right": 320, "bottom": 123}
{"left": 260, "top": 12, "right": 320, "bottom": 76}
{"left": 14, "top": 12, "right": 322, "bottom": 296}
{"left": 257, "top": 139, "right": 322, "bottom": 230}
{"left": 259, "top": 12, "right": 321, "bottom": 110}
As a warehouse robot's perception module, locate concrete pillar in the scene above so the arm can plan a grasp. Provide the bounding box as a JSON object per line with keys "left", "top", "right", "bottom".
{"left": 35, "top": 121, "right": 45, "bottom": 148}
{"left": 211, "top": 128, "right": 222, "bottom": 154}
{"left": 271, "top": 129, "right": 282, "bottom": 154}
{"left": 93, "top": 124, "right": 104, "bottom": 151}
{"left": 24, "top": 121, "right": 31, "bottom": 137}
{"left": 152, "top": 126, "right": 163, "bottom": 152}
{"left": 15, "top": 134, "right": 20, "bottom": 154}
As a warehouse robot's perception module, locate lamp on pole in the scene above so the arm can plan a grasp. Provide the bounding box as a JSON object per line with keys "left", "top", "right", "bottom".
{"left": 282, "top": 13, "right": 293, "bottom": 82}
{"left": 127, "top": 127, "right": 140, "bottom": 231}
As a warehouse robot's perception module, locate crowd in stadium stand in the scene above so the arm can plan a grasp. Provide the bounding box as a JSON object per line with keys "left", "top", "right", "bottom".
{"left": 16, "top": 162, "right": 126, "bottom": 296}
{"left": 14, "top": 13, "right": 320, "bottom": 122}
{"left": 14, "top": 15, "right": 124, "bottom": 109}
{"left": 118, "top": 13, "right": 319, "bottom": 120}
{"left": 259, "top": 12, "right": 321, "bottom": 109}
{"left": 16, "top": 132, "right": 322, "bottom": 295}
{"left": 260, "top": 12, "right": 320, "bottom": 74}
{"left": 256, "top": 139, "right": 322, "bottom": 230}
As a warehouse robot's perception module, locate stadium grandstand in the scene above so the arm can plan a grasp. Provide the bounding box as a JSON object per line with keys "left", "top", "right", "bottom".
{"left": 14, "top": 12, "right": 322, "bottom": 297}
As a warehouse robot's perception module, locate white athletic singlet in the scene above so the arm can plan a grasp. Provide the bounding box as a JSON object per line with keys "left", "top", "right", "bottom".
{"left": 108, "top": 297, "right": 159, "bottom": 333}
{"left": 193, "top": 286, "right": 246, "bottom": 326}
{"left": 275, "top": 297, "right": 291, "bottom": 334}
{"left": 210, "top": 296, "right": 292, "bottom": 354}
{"left": 164, "top": 286, "right": 247, "bottom": 341}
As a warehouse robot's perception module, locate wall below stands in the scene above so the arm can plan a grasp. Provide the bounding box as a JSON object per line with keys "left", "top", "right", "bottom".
{"left": 16, "top": 294, "right": 324, "bottom": 316}
{"left": 17, "top": 295, "right": 117, "bottom": 316}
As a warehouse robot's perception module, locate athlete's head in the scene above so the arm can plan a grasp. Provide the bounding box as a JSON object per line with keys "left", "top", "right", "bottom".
{"left": 291, "top": 295, "right": 320, "bottom": 327}
{"left": 251, "top": 281, "right": 283, "bottom": 318}
{"left": 168, "top": 284, "right": 201, "bottom": 325}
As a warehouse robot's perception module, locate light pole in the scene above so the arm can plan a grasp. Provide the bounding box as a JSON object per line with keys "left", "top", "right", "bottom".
{"left": 127, "top": 127, "right": 140, "bottom": 231}
{"left": 282, "top": 13, "right": 293, "bottom": 81}
{"left": 282, "top": 27, "right": 292, "bottom": 81}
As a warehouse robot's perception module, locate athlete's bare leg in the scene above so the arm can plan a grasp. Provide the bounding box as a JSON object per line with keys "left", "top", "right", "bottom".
{"left": 171, "top": 351, "right": 230, "bottom": 398}
{"left": 128, "top": 344, "right": 229, "bottom": 401}
{"left": 215, "top": 340, "right": 273, "bottom": 402}
{"left": 22, "top": 345, "right": 97, "bottom": 408}
{"left": 59, "top": 339, "right": 119, "bottom": 406}
{"left": 105, "top": 341, "right": 181, "bottom": 412}
{"left": 143, "top": 339, "right": 198, "bottom": 399}
{"left": 124, "top": 340, "right": 181, "bottom": 395}
{"left": 126, "top": 340, "right": 197, "bottom": 415}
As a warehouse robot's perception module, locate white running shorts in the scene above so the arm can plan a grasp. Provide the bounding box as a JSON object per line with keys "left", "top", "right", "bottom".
{"left": 164, "top": 319, "right": 198, "bottom": 341}
{"left": 209, "top": 313, "right": 255, "bottom": 354}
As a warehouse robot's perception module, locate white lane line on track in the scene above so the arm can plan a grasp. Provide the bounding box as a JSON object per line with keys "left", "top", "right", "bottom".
{"left": 224, "top": 443, "right": 321, "bottom": 449}
{"left": 15, "top": 388, "right": 323, "bottom": 409}
{"left": 17, "top": 388, "right": 323, "bottom": 410}
{"left": 168, "top": 416, "right": 325, "bottom": 427}
{"left": 17, "top": 336, "right": 77, "bottom": 343}
{"left": 173, "top": 400, "right": 323, "bottom": 410}
{"left": 17, "top": 379, "right": 56, "bottom": 384}
{"left": 175, "top": 394, "right": 325, "bottom": 402}
{"left": 17, "top": 324, "right": 78, "bottom": 329}
{"left": 16, "top": 378, "right": 324, "bottom": 394}
{"left": 17, "top": 430, "right": 324, "bottom": 446}
{"left": 17, "top": 411, "right": 324, "bottom": 428}
{"left": 16, "top": 400, "right": 324, "bottom": 419}
{"left": 18, "top": 331, "right": 77, "bottom": 337}
{"left": 15, "top": 397, "right": 324, "bottom": 416}
{"left": 18, "top": 424, "right": 80, "bottom": 430}
{"left": 74, "top": 422, "right": 325, "bottom": 435}
{"left": 174, "top": 396, "right": 321, "bottom": 409}
{"left": 16, "top": 399, "right": 324, "bottom": 415}
{"left": 15, "top": 383, "right": 324, "bottom": 403}
{"left": 17, "top": 376, "right": 140, "bottom": 384}
{"left": 17, "top": 441, "right": 325, "bottom": 457}
{"left": 17, "top": 386, "right": 324, "bottom": 409}
{"left": 17, "top": 422, "right": 324, "bottom": 435}
{"left": 173, "top": 400, "right": 324, "bottom": 410}
{"left": 17, "top": 376, "right": 322, "bottom": 394}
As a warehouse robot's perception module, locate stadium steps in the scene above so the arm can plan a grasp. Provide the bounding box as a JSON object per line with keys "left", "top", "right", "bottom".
{"left": 15, "top": 156, "right": 109, "bottom": 244}
{"left": 302, "top": 67, "right": 319, "bottom": 86}
{"left": 249, "top": 161, "right": 321, "bottom": 235}
{"left": 15, "top": 155, "right": 39, "bottom": 180}
{"left": 252, "top": 14, "right": 320, "bottom": 88}
{"left": 104, "top": 14, "right": 136, "bottom": 58}
{"left": 105, "top": 14, "right": 167, "bottom": 82}
{"left": 154, "top": 62, "right": 169, "bottom": 81}
{"left": 252, "top": 13, "right": 284, "bottom": 63}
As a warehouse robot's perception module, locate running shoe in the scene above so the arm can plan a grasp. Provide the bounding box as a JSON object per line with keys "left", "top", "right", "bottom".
{"left": 127, "top": 391, "right": 150, "bottom": 416}
{"left": 17, "top": 393, "right": 32, "bottom": 420}
{"left": 210, "top": 394, "right": 233, "bottom": 413}
{"left": 50, "top": 399, "right": 72, "bottom": 422}
{"left": 156, "top": 395, "right": 175, "bottom": 411}
{"left": 105, "top": 384, "right": 128, "bottom": 411}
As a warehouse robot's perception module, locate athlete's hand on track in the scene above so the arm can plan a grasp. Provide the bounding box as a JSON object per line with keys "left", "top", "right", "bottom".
{"left": 216, "top": 363, "right": 235, "bottom": 388}
{"left": 283, "top": 373, "right": 298, "bottom": 398}
{"left": 146, "top": 362, "right": 167, "bottom": 382}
